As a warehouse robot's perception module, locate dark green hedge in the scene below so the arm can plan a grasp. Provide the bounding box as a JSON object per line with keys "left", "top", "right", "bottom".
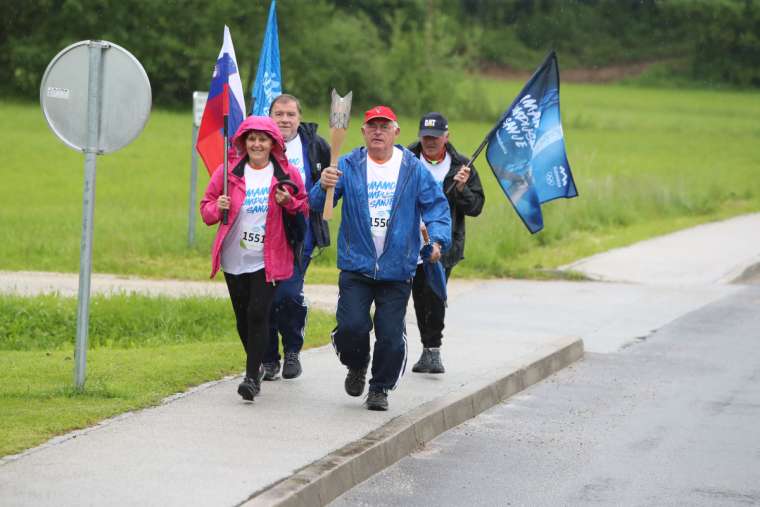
{"left": 2, "top": 0, "right": 757, "bottom": 116}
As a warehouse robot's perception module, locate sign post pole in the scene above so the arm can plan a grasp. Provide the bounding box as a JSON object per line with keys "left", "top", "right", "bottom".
{"left": 40, "top": 39, "right": 152, "bottom": 390}
{"left": 74, "top": 41, "right": 108, "bottom": 390}
{"left": 188, "top": 91, "right": 207, "bottom": 247}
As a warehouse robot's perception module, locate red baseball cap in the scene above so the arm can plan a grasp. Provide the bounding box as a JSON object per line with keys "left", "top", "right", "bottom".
{"left": 364, "top": 105, "right": 397, "bottom": 123}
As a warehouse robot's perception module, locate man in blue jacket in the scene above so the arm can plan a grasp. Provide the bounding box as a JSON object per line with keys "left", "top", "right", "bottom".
{"left": 310, "top": 105, "right": 451, "bottom": 411}
{"left": 264, "top": 94, "right": 331, "bottom": 381}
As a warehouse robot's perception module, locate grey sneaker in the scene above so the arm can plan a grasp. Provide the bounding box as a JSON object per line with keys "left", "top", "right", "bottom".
{"left": 282, "top": 352, "right": 302, "bottom": 379}
{"left": 366, "top": 390, "right": 388, "bottom": 411}
{"left": 427, "top": 348, "right": 445, "bottom": 374}
{"left": 262, "top": 360, "right": 281, "bottom": 381}
{"left": 412, "top": 349, "right": 432, "bottom": 373}
{"left": 344, "top": 366, "right": 367, "bottom": 397}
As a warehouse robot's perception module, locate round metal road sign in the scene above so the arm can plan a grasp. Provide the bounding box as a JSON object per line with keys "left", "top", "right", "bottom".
{"left": 40, "top": 40, "right": 151, "bottom": 154}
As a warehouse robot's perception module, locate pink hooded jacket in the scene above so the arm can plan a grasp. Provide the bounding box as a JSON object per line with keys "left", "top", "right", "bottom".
{"left": 200, "top": 116, "right": 309, "bottom": 281}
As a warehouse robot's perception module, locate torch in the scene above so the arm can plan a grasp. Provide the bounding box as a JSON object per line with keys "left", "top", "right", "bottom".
{"left": 323, "top": 89, "right": 352, "bottom": 220}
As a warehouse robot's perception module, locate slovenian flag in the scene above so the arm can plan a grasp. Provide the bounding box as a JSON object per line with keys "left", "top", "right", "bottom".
{"left": 196, "top": 25, "right": 246, "bottom": 175}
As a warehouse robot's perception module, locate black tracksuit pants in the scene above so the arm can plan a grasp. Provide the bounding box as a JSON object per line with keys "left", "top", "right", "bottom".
{"left": 224, "top": 270, "right": 277, "bottom": 379}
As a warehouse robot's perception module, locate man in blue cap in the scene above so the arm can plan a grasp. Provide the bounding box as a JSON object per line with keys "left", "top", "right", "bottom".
{"left": 407, "top": 112, "right": 485, "bottom": 374}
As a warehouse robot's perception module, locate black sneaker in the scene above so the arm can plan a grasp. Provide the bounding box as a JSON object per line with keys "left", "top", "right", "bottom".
{"left": 365, "top": 390, "right": 388, "bottom": 411}
{"left": 427, "top": 348, "right": 445, "bottom": 374}
{"left": 344, "top": 366, "right": 367, "bottom": 397}
{"left": 262, "top": 360, "right": 281, "bottom": 381}
{"left": 282, "top": 352, "right": 302, "bottom": 379}
{"left": 412, "top": 349, "right": 431, "bottom": 373}
{"left": 237, "top": 376, "right": 261, "bottom": 401}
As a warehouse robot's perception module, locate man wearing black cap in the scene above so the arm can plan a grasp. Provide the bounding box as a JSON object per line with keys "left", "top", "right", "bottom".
{"left": 408, "top": 112, "right": 485, "bottom": 374}
{"left": 310, "top": 105, "right": 451, "bottom": 411}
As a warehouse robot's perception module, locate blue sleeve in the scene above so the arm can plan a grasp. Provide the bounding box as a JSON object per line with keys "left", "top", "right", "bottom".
{"left": 308, "top": 157, "right": 345, "bottom": 212}
{"left": 308, "top": 182, "right": 327, "bottom": 211}
{"left": 417, "top": 162, "right": 452, "bottom": 252}
{"left": 309, "top": 157, "right": 346, "bottom": 213}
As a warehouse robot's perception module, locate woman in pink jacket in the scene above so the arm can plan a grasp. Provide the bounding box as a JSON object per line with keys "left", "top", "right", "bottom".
{"left": 201, "top": 116, "right": 309, "bottom": 402}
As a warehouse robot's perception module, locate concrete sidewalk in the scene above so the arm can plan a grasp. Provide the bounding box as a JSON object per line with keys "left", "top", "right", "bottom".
{"left": 562, "top": 212, "right": 760, "bottom": 285}
{"left": 1, "top": 212, "right": 759, "bottom": 506}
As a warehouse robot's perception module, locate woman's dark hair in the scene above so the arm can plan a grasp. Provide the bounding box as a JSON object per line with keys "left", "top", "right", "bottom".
{"left": 244, "top": 129, "right": 275, "bottom": 142}
{"left": 236, "top": 129, "right": 275, "bottom": 153}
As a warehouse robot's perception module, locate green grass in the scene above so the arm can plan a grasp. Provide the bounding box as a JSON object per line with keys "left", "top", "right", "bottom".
{"left": 1, "top": 78, "right": 759, "bottom": 282}
{"left": 0, "top": 294, "right": 336, "bottom": 457}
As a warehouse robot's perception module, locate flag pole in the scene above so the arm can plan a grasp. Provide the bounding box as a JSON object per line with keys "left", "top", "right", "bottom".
{"left": 222, "top": 112, "right": 229, "bottom": 225}
{"left": 444, "top": 130, "right": 493, "bottom": 195}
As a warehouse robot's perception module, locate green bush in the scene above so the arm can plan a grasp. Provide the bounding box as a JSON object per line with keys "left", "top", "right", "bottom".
{"left": 3, "top": 0, "right": 758, "bottom": 119}
{"left": 1, "top": 0, "right": 474, "bottom": 116}
{"left": 693, "top": 0, "right": 760, "bottom": 87}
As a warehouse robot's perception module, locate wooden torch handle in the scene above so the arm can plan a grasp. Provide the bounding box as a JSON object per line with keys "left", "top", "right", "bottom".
{"left": 323, "top": 185, "right": 336, "bottom": 220}
{"left": 323, "top": 127, "right": 347, "bottom": 220}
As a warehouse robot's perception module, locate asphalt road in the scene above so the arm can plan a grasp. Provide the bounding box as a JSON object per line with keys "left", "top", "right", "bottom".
{"left": 330, "top": 284, "right": 760, "bottom": 506}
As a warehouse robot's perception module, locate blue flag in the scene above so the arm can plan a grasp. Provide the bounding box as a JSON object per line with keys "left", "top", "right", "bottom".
{"left": 420, "top": 243, "right": 447, "bottom": 303}
{"left": 485, "top": 51, "right": 577, "bottom": 233}
{"left": 251, "top": 0, "right": 282, "bottom": 115}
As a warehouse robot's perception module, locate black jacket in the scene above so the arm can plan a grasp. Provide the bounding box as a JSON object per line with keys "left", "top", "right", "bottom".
{"left": 408, "top": 140, "right": 485, "bottom": 268}
{"left": 298, "top": 122, "right": 331, "bottom": 183}
{"left": 298, "top": 122, "right": 332, "bottom": 248}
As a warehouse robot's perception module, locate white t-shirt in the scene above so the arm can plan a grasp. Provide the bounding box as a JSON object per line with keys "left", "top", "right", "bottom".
{"left": 285, "top": 135, "right": 306, "bottom": 186}
{"left": 419, "top": 152, "right": 451, "bottom": 189}
{"left": 221, "top": 162, "right": 274, "bottom": 275}
{"left": 417, "top": 152, "right": 451, "bottom": 263}
{"left": 366, "top": 147, "right": 402, "bottom": 258}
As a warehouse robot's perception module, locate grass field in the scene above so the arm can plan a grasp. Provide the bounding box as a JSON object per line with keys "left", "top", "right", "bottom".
{"left": 0, "top": 294, "right": 336, "bottom": 457}
{"left": 2, "top": 79, "right": 759, "bottom": 281}
{"left": 1, "top": 78, "right": 758, "bottom": 457}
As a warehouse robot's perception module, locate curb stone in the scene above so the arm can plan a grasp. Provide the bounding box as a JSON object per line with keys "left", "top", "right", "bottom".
{"left": 242, "top": 336, "right": 583, "bottom": 507}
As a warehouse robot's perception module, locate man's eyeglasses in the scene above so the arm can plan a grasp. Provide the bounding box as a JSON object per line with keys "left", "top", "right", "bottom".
{"left": 363, "top": 122, "right": 395, "bottom": 132}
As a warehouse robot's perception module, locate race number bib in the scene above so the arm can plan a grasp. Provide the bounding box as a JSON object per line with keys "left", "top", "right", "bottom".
{"left": 367, "top": 181, "right": 395, "bottom": 251}
{"left": 240, "top": 225, "right": 265, "bottom": 251}
{"left": 370, "top": 212, "right": 390, "bottom": 238}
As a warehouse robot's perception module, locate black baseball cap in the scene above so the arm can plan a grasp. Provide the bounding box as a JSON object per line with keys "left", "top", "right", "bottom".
{"left": 418, "top": 112, "right": 448, "bottom": 137}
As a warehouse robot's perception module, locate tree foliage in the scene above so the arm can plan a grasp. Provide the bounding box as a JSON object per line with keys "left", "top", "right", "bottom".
{"left": 692, "top": 0, "right": 760, "bottom": 87}
{"left": 1, "top": 0, "right": 757, "bottom": 118}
